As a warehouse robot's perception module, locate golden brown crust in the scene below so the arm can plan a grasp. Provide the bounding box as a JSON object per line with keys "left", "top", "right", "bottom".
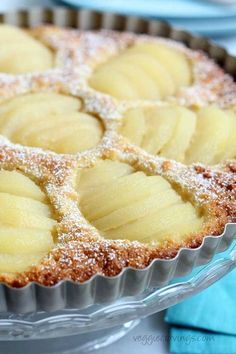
{"left": 0, "top": 26, "right": 235, "bottom": 286}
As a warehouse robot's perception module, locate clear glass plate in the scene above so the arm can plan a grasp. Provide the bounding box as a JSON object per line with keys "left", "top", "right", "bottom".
{"left": 0, "top": 243, "right": 235, "bottom": 354}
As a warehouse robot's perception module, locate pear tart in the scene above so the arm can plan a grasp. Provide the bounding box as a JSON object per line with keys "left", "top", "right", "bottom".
{"left": 0, "top": 25, "right": 235, "bottom": 287}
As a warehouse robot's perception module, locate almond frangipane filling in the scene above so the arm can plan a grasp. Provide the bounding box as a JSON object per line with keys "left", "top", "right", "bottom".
{"left": 0, "top": 170, "right": 56, "bottom": 273}
{"left": 89, "top": 42, "right": 191, "bottom": 100}
{"left": 78, "top": 160, "right": 203, "bottom": 244}
{"left": 0, "top": 24, "right": 54, "bottom": 73}
{"left": 0, "top": 93, "right": 103, "bottom": 154}
{"left": 120, "top": 105, "right": 236, "bottom": 164}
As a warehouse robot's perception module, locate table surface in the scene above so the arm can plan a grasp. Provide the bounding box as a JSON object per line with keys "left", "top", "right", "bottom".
{"left": 0, "top": 1, "right": 236, "bottom": 353}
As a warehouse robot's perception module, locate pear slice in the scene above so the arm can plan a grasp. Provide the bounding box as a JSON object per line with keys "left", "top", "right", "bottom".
{"left": 0, "top": 208, "right": 56, "bottom": 230}
{"left": 121, "top": 108, "right": 146, "bottom": 146}
{"left": 219, "top": 110, "right": 236, "bottom": 161}
{"left": 141, "top": 106, "right": 178, "bottom": 155}
{"left": 13, "top": 115, "right": 67, "bottom": 146}
{"left": 89, "top": 69, "right": 138, "bottom": 99}
{"left": 0, "top": 97, "right": 80, "bottom": 137}
{"left": 106, "top": 203, "right": 201, "bottom": 242}
{"left": 94, "top": 188, "right": 180, "bottom": 231}
{"left": 54, "top": 127, "right": 102, "bottom": 154}
{"left": 0, "top": 170, "right": 45, "bottom": 202}
{"left": 160, "top": 106, "right": 196, "bottom": 162}
{"left": 0, "top": 93, "right": 80, "bottom": 120}
{"left": 0, "top": 24, "right": 35, "bottom": 43}
{"left": 128, "top": 42, "right": 191, "bottom": 87}
{"left": 0, "top": 227, "right": 53, "bottom": 254}
{"left": 78, "top": 160, "right": 134, "bottom": 192}
{"left": 0, "top": 253, "right": 45, "bottom": 273}
{"left": 0, "top": 43, "right": 53, "bottom": 74}
{"left": 0, "top": 193, "right": 51, "bottom": 217}
{"left": 115, "top": 52, "right": 176, "bottom": 95}
{"left": 81, "top": 173, "right": 170, "bottom": 220}
{"left": 106, "top": 61, "right": 161, "bottom": 99}
{"left": 120, "top": 54, "right": 174, "bottom": 98}
{"left": 186, "top": 106, "right": 231, "bottom": 164}
{"left": 0, "top": 168, "right": 56, "bottom": 274}
{"left": 0, "top": 24, "right": 53, "bottom": 73}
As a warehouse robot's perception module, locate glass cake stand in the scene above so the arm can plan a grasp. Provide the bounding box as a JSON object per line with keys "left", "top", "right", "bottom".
{"left": 0, "top": 243, "right": 235, "bottom": 354}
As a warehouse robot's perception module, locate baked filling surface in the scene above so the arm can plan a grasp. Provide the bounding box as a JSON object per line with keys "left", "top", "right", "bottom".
{"left": 0, "top": 24, "right": 235, "bottom": 286}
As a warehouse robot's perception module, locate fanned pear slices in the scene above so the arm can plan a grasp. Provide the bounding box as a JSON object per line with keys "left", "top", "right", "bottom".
{"left": 0, "top": 93, "right": 103, "bottom": 154}
{"left": 77, "top": 160, "right": 203, "bottom": 244}
{"left": 0, "top": 170, "right": 56, "bottom": 273}
{"left": 89, "top": 42, "right": 191, "bottom": 100}
{"left": 121, "top": 105, "right": 236, "bottom": 164}
{"left": 0, "top": 24, "right": 54, "bottom": 73}
{"left": 185, "top": 106, "right": 235, "bottom": 164}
